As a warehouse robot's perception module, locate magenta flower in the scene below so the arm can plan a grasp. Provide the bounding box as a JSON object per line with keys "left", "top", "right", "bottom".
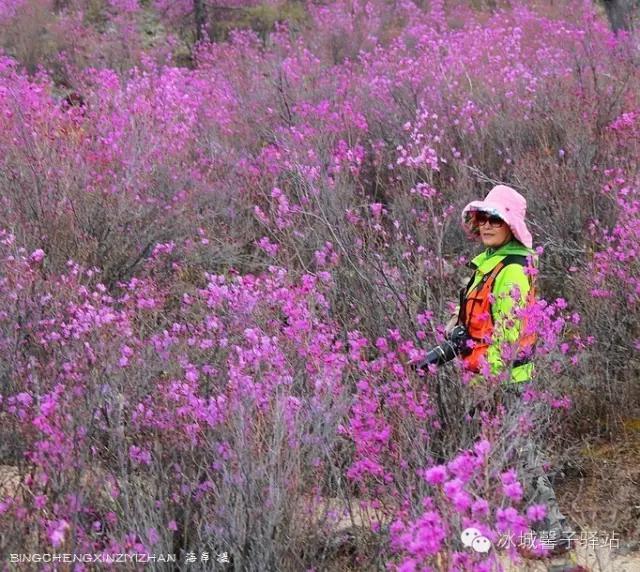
{"left": 29, "top": 249, "right": 45, "bottom": 263}
{"left": 471, "top": 498, "right": 490, "bottom": 518}
{"left": 443, "top": 478, "right": 464, "bottom": 498}
{"left": 423, "top": 465, "right": 448, "bottom": 485}
{"left": 526, "top": 504, "right": 547, "bottom": 522}
{"left": 397, "top": 558, "right": 417, "bottom": 572}
{"left": 129, "top": 445, "right": 152, "bottom": 466}
{"left": 34, "top": 494, "right": 47, "bottom": 509}
{"left": 496, "top": 507, "right": 528, "bottom": 535}
{"left": 500, "top": 469, "right": 518, "bottom": 486}
{"left": 503, "top": 481, "right": 524, "bottom": 502}
{"left": 473, "top": 439, "right": 491, "bottom": 459}
{"left": 369, "top": 203, "right": 384, "bottom": 218}
{"left": 48, "top": 520, "right": 70, "bottom": 548}
{"left": 452, "top": 491, "right": 472, "bottom": 512}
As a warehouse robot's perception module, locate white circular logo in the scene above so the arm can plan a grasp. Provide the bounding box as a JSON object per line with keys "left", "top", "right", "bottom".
{"left": 460, "top": 527, "right": 481, "bottom": 547}
{"left": 461, "top": 527, "right": 492, "bottom": 553}
{"left": 472, "top": 535, "right": 492, "bottom": 553}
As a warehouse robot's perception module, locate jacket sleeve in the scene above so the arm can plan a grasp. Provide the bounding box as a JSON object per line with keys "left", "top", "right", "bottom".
{"left": 486, "top": 264, "right": 530, "bottom": 376}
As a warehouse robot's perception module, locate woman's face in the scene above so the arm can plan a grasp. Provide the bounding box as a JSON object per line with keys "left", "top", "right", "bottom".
{"left": 475, "top": 211, "right": 513, "bottom": 248}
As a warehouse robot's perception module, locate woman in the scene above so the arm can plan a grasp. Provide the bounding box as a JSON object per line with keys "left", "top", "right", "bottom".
{"left": 456, "top": 184, "right": 537, "bottom": 384}
{"left": 454, "top": 185, "right": 574, "bottom": 557}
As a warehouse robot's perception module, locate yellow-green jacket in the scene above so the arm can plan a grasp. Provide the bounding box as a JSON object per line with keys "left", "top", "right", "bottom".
{"left": 461, "top": 240, "right": 537, "bottom": 384}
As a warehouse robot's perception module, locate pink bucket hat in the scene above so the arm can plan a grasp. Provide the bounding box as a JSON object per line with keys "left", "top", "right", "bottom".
{"left": 461, "top": 185, "right": 533, "bottom": 248}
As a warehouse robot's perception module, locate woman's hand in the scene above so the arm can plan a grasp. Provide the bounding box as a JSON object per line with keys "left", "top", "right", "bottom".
{"left": 444, "top": 313, "right": 459, "bottom": 338}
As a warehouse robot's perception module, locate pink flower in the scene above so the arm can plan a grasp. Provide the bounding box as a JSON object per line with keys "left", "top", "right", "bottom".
{"left": 314, "top": 249, "right": 327, "bottom": 266}
{"left": 34, "top": 494, "right": 47, "bottom": 509}
{"left": 398, "top": 559, "right": 417, "bottom": 572}
{"left": 503, "top": 481, "right": 524, "bottom": 502}
{"left": 496, "top": 507, "right": 527, "bottom": 535}
{"left": 257, "top": 236, "right": 279, "bottom": 257}
{"left": 443, "top": 478, "right": 463, "bottom": 498}
{"left": 318, "top": 271, "right": 332, "bottom": 283}
{"left": 129, "top": 445, "right": 152, "bottom": 465}
{"left": 526, "top": 504, "right": 547, "bottom": 522}
{"left": 448, "top": 453, "right": 477, "bottom": 481}
{"left": 29, "top": 249, "right": 45, "bottom": 263}
{"left": 474, "top": 439, "right": 491, "bottom": 458}
{"left": 471, "top": 498, "right": 490, "bottom": 517}
{"left": 452, "top": 491, "right": 472, "bottom": 512}
{"left": 423, "top": 465, "right": 447, "bottom": 485}
{"left": 16, "top": 392, "right": 32, "bottom": 407}
{"left": 49, "top": 520, "right": 70, "bottom": 548}
{"left": 369, "top": 203, "right": 383, "bottom": 218}
{"left": 500, "top": 469, "right": 518, "bottom": 486}
{"left": 119, "top": 345, "right": 133, "bottom": 368}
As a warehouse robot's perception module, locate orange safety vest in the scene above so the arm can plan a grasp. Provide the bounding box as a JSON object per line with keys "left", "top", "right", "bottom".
{"left": 458, "top": 255, "right": 537, "bottom": 373}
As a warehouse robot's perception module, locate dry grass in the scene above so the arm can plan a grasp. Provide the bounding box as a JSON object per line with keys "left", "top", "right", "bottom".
{"left": 556, "top": 422, "right": 640, "bottom": 542}
{"left": 0, "top": 465, "right": 21, "bottom": 499}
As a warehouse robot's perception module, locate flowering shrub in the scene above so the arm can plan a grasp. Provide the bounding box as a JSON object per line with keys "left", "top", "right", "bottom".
{"left": 0, "top": 0, "right": 639, "bottom": 568}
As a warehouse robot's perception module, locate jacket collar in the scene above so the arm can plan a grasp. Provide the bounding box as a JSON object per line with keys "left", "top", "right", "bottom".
{"left": 468, "top": 240, "right": 533, "bottom": 275}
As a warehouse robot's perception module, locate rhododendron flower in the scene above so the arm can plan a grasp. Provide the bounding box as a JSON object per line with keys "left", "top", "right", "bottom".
{"left": 500, "top": 469, "right": 518, "bottom": 486}
{"left": 452, "top": 491, "right": 472, "bottom": 512}
{"left": 423, "top": 465, "right": 447, "bottom": 485}
{"left": 526, "top": 504, "right": 547, "bottom": 522}
{"left": 129, "top": 445, "right": 152, "bottom": 465}
{"left": 119, "top": 344, "right": 134, "bottom": 367}
{"left": 503, "top": 481, "right": 524, "bottom": 502}
{"left": 447, "top": 453, "right": 477, "bottom": 482}
{"left": 391, "top": 510, "right": 447, "bottom": 561}
{"left": 495, "top": 507, "right": 528, "bottom": 535}
{"left": 49, "top": 520, "right": 70, "bottom": 548}
{"left": 397, "top": 558, "right": 417, "bottom": 572}
{"left": 473, "top": 439, "right": 491, "bottom": 458}
{"left": 471, "top": 498, "right": 490, "bottom": 518}
{"left": 257, "top": 236, "right": 279, "bottom": 257}
{"left": 443, "top": 478, "right": 464, "bottom": 498}
{"left": 16, "top": 392, "right": 32, "bottom": 407}
{"left": 34, "top": 494, "right": 47, "bottom": 509}
{"left": 29, "top": 249, "right": 45, "bottom": 263}
{"left": 370, "top": 203, "right": 384, "bottom": 217}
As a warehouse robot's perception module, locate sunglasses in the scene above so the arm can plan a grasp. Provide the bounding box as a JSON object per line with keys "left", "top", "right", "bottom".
{"left": 474, "top": 211, "right": 505, "bottom": 227}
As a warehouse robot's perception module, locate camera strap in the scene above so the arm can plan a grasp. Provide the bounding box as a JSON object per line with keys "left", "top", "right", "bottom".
{"left": 459, "top": 255, "right": 533, "bottom": 336}
{"left": 457, "top": 264, "right": 480, "bottom": 325}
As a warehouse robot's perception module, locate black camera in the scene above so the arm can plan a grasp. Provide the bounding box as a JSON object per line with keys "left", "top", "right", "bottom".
{"left": 416, "top": 324, "right": 471, "bottom": 369}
